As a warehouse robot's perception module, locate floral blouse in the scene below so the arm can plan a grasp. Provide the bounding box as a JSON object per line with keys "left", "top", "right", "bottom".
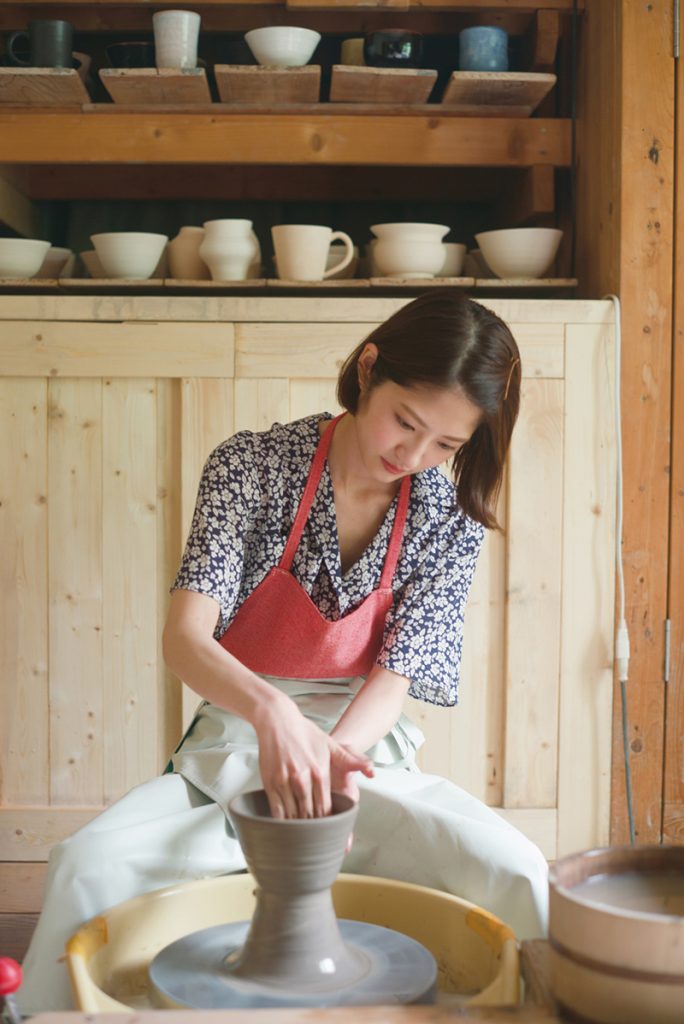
{"left": 173, "top": 413, "right": 484, "bottom": 707}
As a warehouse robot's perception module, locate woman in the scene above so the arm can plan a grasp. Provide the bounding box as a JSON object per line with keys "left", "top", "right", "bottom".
{"left": 19, "top": 292, "right": 547, "bottom": 1013}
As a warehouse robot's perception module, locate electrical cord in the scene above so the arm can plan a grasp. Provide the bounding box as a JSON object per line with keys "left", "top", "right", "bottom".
{"left": 602, "top": 293, "right": 636, "bottom": 844}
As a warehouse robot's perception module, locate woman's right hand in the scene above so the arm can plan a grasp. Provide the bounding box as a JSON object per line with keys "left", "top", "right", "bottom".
{"left": 253, "top": 696, "right": 373, "bottom": 819}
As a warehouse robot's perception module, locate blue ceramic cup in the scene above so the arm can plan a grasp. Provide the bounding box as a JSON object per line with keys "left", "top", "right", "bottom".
{"left": 458, "top": 26, "right": 508, "bottom": 72}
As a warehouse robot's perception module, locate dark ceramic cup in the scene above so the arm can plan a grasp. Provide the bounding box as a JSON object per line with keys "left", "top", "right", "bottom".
{"left": 7, "top": 19, "right": 74, "bottom": 67}
{"left": 363, "top": 29, "right": 423, "bottom": 69}
{"left": 106, "top": 41, "right": 156, "bottom": 68}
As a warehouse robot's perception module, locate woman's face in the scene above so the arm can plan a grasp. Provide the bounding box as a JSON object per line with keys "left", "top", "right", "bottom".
{"left": 352, "top": 345, "right": 483, "bottom": 484}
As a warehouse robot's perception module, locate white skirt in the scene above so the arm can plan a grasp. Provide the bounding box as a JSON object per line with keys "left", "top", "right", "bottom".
{"left": 19, "top": 676, "right": 548, "bottom": 1013}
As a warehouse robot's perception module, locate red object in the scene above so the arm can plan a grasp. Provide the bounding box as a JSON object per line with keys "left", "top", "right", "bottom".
{"left": 0, "top": 958, "right": 22, "bottom": 996}
{"left": 220, "top": 413, "right": 410, "bottom": 678}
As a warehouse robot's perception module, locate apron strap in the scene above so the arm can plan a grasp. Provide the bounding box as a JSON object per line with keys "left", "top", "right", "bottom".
{"left": 379, "top": 473, "right": 410, "bottom": 590}
{"left": 279, "top": 412, "right": 411, "bottom": 592}
{"left": 279, "top": 413, "right": 344, "bottom": 571}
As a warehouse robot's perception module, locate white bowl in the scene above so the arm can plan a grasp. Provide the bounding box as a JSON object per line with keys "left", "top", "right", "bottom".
{"left": 90, "top": 232, "right": 169, "bottom": 280}
{"left": 0, "top": 238, "right": 51, "bottom": 279}
{"left": 34, "top": 246, "right": 74, "bottom": 279}
{"left": 371, "top": 222, "right": 450, "bottom": 241}
{"left": 474, "top": 227, "right": 563, "bottom": 279}
{"left": 244, "top": 26, "right": 321, "bottom": 67}
{"left": 371, "top": 223, "right": 450, "bottom": 279}
{"left": 438, "top": 242, "right": 466, "bottom": 277}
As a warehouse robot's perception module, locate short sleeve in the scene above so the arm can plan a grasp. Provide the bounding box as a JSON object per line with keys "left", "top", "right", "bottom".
{"left": 172, "top": 432, "right": 260, "bottom": 631}
{"left": 376, "top": 511, "right": 485, "bottom": 707}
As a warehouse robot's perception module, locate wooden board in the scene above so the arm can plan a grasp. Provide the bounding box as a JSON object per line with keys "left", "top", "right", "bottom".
{"left": 100, "top": 67, "right": 211, "bottom": 105}
{"left": 441, "top": 73, "right": 556, "bottom": 117}
{"left": 0, "top": 67, "right": 90, "bottom": 105}
{"left": 329, "top": 66, "right": 438, "bottom": 105}
{"left": 215, "top": 65, "right": 321, "bottom": 104}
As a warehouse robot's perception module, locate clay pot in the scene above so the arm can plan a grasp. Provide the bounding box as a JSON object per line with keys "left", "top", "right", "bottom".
{"left": 199, "top": 219, "right": 260, "bottom": 281}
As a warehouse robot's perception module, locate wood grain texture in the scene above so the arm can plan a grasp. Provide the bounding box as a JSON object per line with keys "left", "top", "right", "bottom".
{"left": 609, "top": 0, "right": 673, "bottom": 845}
{"left": 330, "top": 66, "right": 437, "bottom": 105}
{"left": 0, "top": 912, "right": 38, "bottom": 961}
{"left": 0, "top": 378, "right": 49, "bottom": 806}
{"left": 664, "top": 6, "right": 684, "bottom": 845}
{"left": 504, "top": 379, "right": 563, "bottom": 809}
{"left": 0, "top": 67, "right": 89, "bottom": 105}
{"left": 0, "top": 809, "right": 101, "bottom": 861}
{"left": 0, "top": 112, "right": 571, "bottom": 167}
{"left": 100, "top": 68, "right": 211, "bottom": 105}
{"left": 0, "top": 862, "right": 47, "bottom": 912}
{"left": 179, "top": 379, "right": 234, "bottom": 728}
{"left": 0, "top": 321, "right": 235, "bottom": 378}
{"left": 557, "top": 324, "right": 616, "bottom": 856}
{"left": 215, "top": 66, "right": 321, "bottom": 105}
{"left": 102, "top": 379, "right": 159, "bottom": 801}
{"left": 48, "top": 379, "right": 104, "bottom": 805}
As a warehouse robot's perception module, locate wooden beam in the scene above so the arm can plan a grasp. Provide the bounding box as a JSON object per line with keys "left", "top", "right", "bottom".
{"left": 0, "top": 112, "right": 571, "bottom": 167}
{"left": 664, "top": 7, "right": 684, "bottom": 846}
{"left": 0, "top": 173, "right": 40, "bottom": 237}
{"left": 523, "top": 10, "right": 561, "bottom": 72}
{"left": 611, "top": 0, "right": 673, "bottom": 844}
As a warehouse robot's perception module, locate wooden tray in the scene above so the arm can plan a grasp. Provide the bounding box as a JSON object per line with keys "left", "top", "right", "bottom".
{"left": 440, "top": 72, "right": 557, "bottom": 117}
{"left": 0, "top": 67, "right": 90, "bottom": 105}
{"left": 100, "top": 67, "right": 211, "bottom": 104}
{"left": 215, "top": 65, "right": 321, "bottom": 104}
{"left": 329, "top": 65, "right": 438, "bottom": 105}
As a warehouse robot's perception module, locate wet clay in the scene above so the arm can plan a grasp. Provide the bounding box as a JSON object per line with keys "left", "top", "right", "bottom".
{"left": 148, "top": 789, "right": 437, "bottom": 1009}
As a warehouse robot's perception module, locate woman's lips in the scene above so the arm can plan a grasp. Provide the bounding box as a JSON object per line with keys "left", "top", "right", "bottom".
{"left": 381, "top": 457, "right": 406, "bottom": 475}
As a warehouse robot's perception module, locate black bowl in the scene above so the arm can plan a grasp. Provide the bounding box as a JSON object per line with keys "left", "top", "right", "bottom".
{"left": 363, "top": 29, "right": 423, "bottom": 69}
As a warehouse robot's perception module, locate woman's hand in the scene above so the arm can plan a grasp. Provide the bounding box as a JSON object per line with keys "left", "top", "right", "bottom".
{"left": 254, "top": 696, "right": 373, "bottom": 819}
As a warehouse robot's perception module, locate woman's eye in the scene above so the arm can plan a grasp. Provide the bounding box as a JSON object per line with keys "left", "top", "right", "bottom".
{"left": 396, "top": 416, "right": 413, "bottom": 430}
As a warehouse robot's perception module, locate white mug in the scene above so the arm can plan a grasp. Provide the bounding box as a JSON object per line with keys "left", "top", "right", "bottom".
{"left": 153, "top": 10, "right": 201, "bottom": 69}
{"left": 272, "top": 224, "right": 354, "bottom": 282}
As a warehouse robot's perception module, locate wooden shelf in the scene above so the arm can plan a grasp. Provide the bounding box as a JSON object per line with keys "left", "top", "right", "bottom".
{"left": 0, "top": 110, "right": 570, "bottom": 167}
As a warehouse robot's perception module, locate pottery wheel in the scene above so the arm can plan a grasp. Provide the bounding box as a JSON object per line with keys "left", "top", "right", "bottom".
{"left": 148, "top": 918, "right": 438, "bottom": 1008}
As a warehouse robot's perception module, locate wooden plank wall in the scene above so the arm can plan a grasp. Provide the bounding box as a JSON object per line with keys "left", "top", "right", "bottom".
{"left": 0, "top": 298, "right": 616, "bottom": 958}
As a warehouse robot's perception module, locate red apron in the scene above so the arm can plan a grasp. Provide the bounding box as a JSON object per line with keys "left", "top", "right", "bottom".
{"left": 218, "top": 414, "right": 410, "bottom": 679}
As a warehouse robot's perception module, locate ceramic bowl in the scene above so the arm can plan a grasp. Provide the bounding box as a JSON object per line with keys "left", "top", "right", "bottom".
{"left": 244, "top": 26, "right": 321, "bottom": 67}
{"left": 474, "top": 227, "right": 563, "bottom": 279}
{"left": 364, "top": 29, "right": 423, "bottom": 69}
{"left": 34, "top": 246, "right": 75, "bottom": 279}
{"left": 90, "top": 232, "right": 169, "bottom": 280}
{"left": 438, "top": 242, "right": 466, "bottom": 277}
{"left": 0, "top": 237, "right": 51, "bottom": 279}
{"left": 371, "top": 223, "right": 450, "bottom": 279}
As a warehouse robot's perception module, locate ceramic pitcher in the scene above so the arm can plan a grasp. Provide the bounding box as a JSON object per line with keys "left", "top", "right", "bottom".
{"left": 199, "top": 220, "right": 259, "bottom": 281}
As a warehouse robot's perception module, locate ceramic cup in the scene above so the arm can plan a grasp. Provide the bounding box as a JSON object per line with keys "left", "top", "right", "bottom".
{"left": 272, "top": 225, "right": 354, "bottom": 282}
{"left": 340, "top": 37, "right": 365, "bottom": 67}
{"left": 363, "top": 29, "right": 423, "bottom": 69}
{"left": 106, "top": 41, "right": 156, "bottom": 68}
{"left": 199, "top": 219, "right": 259, "bottom": 281}
{"left": 153, "top": 10, "right": 201, "bottom": 69}
{"left": 7, "top": 19, "right": 74, "bottom": 67}
{"left": 458, "top": 26, "right": 508, "bottom": 72}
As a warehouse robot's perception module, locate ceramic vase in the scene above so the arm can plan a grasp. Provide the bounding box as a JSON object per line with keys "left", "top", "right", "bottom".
{"left": 168, "top": 226, "right": 211, "bottom": 280}
{"left": 371, "top": 222, "right": 449, "bottom": 279}
{"left": 199, "top": 220, "right": 259, "bottom": 281}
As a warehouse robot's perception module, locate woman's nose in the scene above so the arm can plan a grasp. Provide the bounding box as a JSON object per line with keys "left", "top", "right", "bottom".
{"left": 397, "top": 438, "right": 426, "bottom": 470}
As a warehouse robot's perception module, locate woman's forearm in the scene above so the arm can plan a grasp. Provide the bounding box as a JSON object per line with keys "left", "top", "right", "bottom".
{"left": 330, "top": 666, "right": 411, "bottom": 753}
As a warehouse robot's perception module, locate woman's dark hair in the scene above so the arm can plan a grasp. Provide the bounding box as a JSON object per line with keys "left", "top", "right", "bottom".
{"left": 336, "top": 291, "right": 521, "bottom": 529}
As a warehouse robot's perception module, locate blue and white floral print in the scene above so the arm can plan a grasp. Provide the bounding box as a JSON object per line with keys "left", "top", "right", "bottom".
{"left": 173, "top": 414, "right": 484, "bottom": 706}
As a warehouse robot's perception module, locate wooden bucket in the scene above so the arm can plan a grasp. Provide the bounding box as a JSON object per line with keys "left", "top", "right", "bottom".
{"left": 549, "top": 845, "right": 684, "bottom": 1023}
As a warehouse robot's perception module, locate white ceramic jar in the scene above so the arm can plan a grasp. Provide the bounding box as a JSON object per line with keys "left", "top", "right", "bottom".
{"left": 371, "top": 222, "right": 450, "bottom": 279}
{"left": 199, "top": 220, "right": 259, "bottom": 281}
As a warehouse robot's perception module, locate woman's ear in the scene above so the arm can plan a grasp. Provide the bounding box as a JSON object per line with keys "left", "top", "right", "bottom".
{"left": 357, "top": 343, "right": 378, "bottom": 391}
